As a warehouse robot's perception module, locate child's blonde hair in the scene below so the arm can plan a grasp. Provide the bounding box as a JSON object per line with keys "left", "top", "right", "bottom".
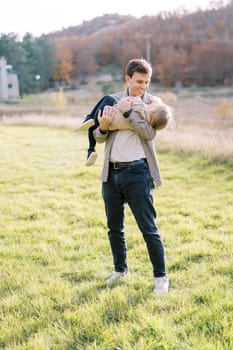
{"left": 148, "top": 102, "right": 175, "bottom": 131}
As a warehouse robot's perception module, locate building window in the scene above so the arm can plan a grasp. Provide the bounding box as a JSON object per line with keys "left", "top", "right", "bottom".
{"left": 8, "top": 84, "right": 12, "bottom": 89}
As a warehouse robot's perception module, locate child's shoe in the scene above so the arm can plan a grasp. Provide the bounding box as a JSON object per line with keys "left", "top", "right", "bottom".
{"left": 85, "top": 151, "right": 97, "bottom": 166}
{"left": 78, "top": 117, "right": 94, "bottom": 131}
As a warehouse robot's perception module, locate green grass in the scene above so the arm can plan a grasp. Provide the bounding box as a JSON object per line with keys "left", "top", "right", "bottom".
{"left": 0, "top": 125, "right": 232, "bottom": 350}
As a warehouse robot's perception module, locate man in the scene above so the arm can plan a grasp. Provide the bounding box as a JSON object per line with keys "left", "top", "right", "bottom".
{"left": 93, "top": 58, "right": 169, "bottom": 294}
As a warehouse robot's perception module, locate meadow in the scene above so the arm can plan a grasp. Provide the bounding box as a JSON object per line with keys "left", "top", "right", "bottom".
{"left": 0, "top": 86, "right": 233, "bottom": 349}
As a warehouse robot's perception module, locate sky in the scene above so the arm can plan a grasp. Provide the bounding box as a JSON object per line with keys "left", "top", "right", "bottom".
{"left": 1, "top": 0, "right": 230, "bottom": 38}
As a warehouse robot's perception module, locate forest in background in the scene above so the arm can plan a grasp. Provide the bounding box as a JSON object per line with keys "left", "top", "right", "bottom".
{"left": 1, "top": 0, "right": 233, "bottom": 95}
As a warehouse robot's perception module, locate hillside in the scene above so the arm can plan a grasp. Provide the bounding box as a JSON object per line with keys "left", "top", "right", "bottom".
{"left": 49, "top": 13, "right": 137, "bottom": 38}
{"left": 49, "top": 3, "right": 233, "bottom": 41}
{"left": 48, "top": 2, "right": 233, "bottom": 87}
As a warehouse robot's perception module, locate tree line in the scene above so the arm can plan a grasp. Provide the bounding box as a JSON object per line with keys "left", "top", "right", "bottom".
{"left": 1, "top": 0, "right": 233, "bottom": 95}
{"left": 50, "top": 1, "right": 233, "bottom": 88}
{"left": 0, "top": 33, "right": 56, "bottom": 96}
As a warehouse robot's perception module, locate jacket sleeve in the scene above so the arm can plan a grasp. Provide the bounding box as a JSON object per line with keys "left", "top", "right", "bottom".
{"left": 126, "top": 111, "right": 156, "bottom": 140}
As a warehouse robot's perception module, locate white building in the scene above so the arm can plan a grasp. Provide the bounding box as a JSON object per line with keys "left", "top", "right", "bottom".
{"left": 0, "top": 57, "right": 19, "bottom": 100}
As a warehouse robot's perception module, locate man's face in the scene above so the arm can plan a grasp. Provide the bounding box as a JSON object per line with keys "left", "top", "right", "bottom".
{"left": 126, "top": 72, "right": 150, "bottom": 97}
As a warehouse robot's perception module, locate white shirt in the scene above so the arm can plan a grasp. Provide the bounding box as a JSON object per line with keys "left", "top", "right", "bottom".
{"left": 110, "top": 130, "right": 145, "bottom": 162}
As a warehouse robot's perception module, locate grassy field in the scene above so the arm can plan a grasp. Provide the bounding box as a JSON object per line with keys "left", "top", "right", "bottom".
{"left": 0, "top": 125, "right": 232, "bottom": 350}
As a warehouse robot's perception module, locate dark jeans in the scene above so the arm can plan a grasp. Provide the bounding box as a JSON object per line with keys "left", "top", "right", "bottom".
{"left": 102, "top": 159, "right": 166, "bottom": 278}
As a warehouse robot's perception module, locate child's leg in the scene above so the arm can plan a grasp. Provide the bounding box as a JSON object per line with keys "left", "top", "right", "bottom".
{"left": 77, "top": 95, "right": 109, "bottom": 132}
{"left": 86, "top": 125, "right": 98, "bottom": 166}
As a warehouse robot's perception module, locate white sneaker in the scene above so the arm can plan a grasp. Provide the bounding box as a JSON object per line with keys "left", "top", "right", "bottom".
{"left": 106, "top": 271, "right": 129, "bottom": 285}
{"left": 154, "top": 276, "right": 169, "bottom": 294}
{"left": 85, "top": 152, "right": 97, "bottom": 166}
{"left": 78, "top": 118, "right": 95, "bottom": 132}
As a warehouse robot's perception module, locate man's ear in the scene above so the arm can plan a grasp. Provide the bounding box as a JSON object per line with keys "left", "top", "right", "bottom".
{"left": 125, "top": 75, "right": 130, "bottom": 84}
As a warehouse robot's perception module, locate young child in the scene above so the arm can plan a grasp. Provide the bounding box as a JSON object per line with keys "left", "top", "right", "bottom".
{"left": 77, "top": 95, "right": 174, "bottom": 166}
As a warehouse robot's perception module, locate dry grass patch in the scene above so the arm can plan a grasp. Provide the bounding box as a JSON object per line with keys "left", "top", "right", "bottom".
{"left": 1, "top": 86, "right": 233, "bottom": 159}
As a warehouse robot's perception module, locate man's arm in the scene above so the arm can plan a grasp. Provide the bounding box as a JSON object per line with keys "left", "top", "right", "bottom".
{"left": 117, "top": 97, "right": 156, "bottom": 141}
{"left": 126, "top": 112, "right": 156, "bottom": 140}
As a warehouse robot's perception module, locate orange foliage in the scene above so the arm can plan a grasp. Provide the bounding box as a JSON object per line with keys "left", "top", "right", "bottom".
{"left": 49, "top": 4, "right": 233, "bottom": 87}
{"left": 52, "top": 38, "right": 74, "bottom": 83}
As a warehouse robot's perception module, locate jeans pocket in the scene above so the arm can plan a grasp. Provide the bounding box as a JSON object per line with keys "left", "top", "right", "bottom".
{"left": 130, "top": 162, "right": 148, "bottom": 174}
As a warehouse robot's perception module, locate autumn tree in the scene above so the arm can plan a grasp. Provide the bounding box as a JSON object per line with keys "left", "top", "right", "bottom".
{"left": 52, "top": 37, "right": 73, "bottom": 84}
{"left": 72, "top": 37, "right": 98, "bottom": 79}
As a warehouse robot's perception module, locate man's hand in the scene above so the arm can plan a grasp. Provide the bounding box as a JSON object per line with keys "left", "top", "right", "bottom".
{"left": 97, "top": 105, "right": 114, "bottom": 133}
{"left": 117, "top": 97, "right": 132, "bottom": 113}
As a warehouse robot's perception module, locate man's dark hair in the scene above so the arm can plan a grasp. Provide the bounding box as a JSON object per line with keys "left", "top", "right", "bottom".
{"left": 125, "top": 58, "right": 152, "bottom": 78}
